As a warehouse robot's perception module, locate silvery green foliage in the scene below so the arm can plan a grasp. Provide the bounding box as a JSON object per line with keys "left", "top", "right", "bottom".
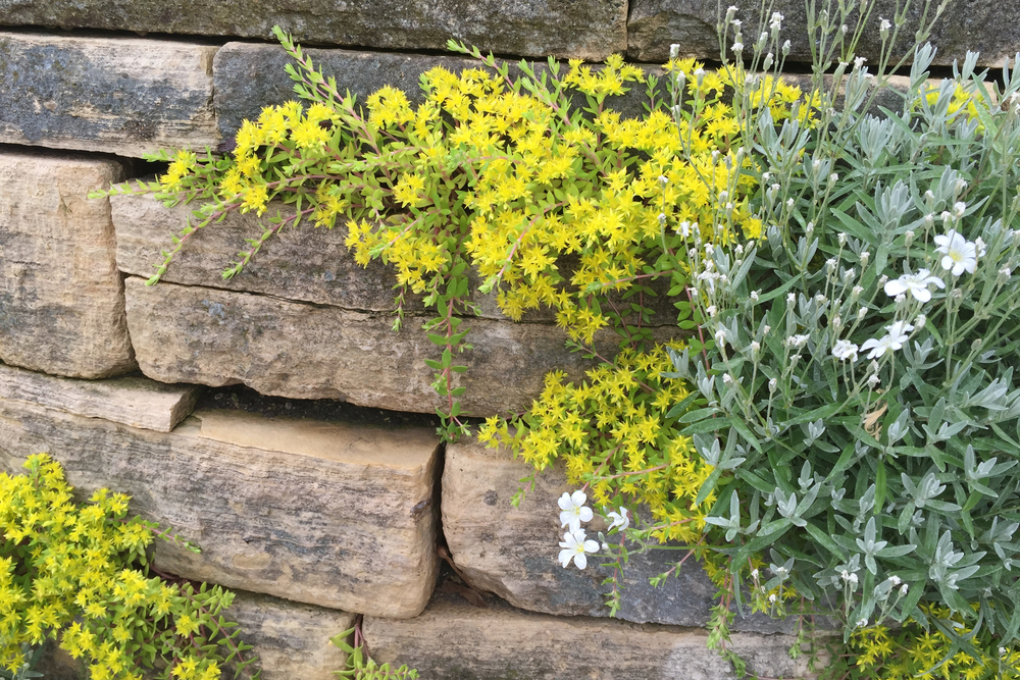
{"left": 670, "top": 39, "right": 1020, "bottom": 650}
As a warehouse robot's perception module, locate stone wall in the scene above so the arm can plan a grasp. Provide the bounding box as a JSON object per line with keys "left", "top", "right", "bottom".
{"left": 1, "top": 3, "right": 1016, "bottom": 678}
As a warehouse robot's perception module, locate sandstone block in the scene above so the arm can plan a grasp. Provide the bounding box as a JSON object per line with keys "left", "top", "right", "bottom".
{"left": 112, "top": 193, "right": 410, "bottom": 314}
{"left": 0, "top": 382, "right": 441, "bottom": 618}
{"left": 627, "top": 0, "right": 1020, "bottom": 68}
{"left": 226, "top": 591, "right": 355, "bottom": 680}
{"left": 0, "top": 0, "right": 626, "bottom": 61}
{"left": 363, "top": 592, "right": 818, "bottom": 680}
{"left": 122, "top": 276, "right": 640, "bottom": 416}
{"left": 443, "top": 437, "right": 787, "bottom": 632}
{"left": 0, "top": 33, "right": 219, "bottom": 157}
{"left": 0, "top": 363, "right": 200, "bottom": 432}
{"left": 0, "top": 150, "right": 136, "bottom": 378}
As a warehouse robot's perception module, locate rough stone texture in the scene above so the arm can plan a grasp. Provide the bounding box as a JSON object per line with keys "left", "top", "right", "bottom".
{"left": 443, "top": 437, "right": 790, "bottom": 632}
{"left": 0, "top": 362, "right": 200, "bottom": 432}
{"left": 123, "top": 276, "right": 664, "bottom": 416}
{"left": 0, "top": 33, "right": 219, "bottom": 157}
{"left": 628, "top": 0, "right": 1020, "bottom": 67}
{"left": 214, "top": 43, "right": 655, "bottom": 142}
{"left": 112, "top": 193, "right": 415, "bottom": 315}
{"left": 226, "top": 591, "right": 355, "bottom": 680}
{"left": 364, "top": 591, "right": 819, "bottom": 680}
{"left": 0, "top": 150, "right": 136, "bottom": 378}
{"left": 112, "top": 193, "right": 678, "bottom": 326}
{"left": 0, "top": 384, "right": 441, "bottom": 618}
{"left": 0, "top": 0, "right": 627, "bottom": 62}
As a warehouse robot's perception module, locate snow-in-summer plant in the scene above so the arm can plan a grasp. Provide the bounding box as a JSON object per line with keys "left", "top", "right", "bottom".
{"left": 651, "top": 2, "right": 1020, "bottom": 677}
{"left": 535, "top": 1, "right": 1020, "bottom": 676}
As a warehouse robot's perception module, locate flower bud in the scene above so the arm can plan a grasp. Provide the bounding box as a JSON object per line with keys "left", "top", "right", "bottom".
{"left": 670, "top": 43, "right": 681, "bottom": 60}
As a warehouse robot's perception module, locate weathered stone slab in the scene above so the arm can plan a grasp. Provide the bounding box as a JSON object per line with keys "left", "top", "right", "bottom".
{"left": 443, "top": 437, "right": 790, "bottom": 632}
{"left": 0, "top": 150, "right": 136, "bottom": 378}
{"left": 112, "top": 193, "right": 678, "bottom": 325}
{"left": 0, "top": 385, "right": 441, "bottom": 618}
{"left": 227, "top": 591, "right": 355, "bottom": 680}
{"left": 364, "top": 592, "right": 819, "bottom": 680}
{"left": 0, "top": 363, "right": 200, "bottom": 432}
{"left": 123, "top": 276, "right": 649, "bottom": 416}
{"left": 0, "top": 33, "right": 219, "bottom": 157}
{"left": 112, "top": 193, "right": 413, "bottom": 315}
{"left": 628, "top": 0, "right": 1020, "bottom": 68}
{"left": 0, "top": 0, "right": 626, "bottom": 62}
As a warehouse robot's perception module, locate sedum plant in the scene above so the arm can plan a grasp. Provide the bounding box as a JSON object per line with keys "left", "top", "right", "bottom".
{"left": 92, "top": 25, "right": 768, "bottom": 440}
{"left": 0, "top": 455, "right": 260, "bottom": 680}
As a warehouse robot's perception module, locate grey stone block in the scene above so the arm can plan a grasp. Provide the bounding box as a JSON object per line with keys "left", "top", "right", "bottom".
{"left": 0, "top": 32, "right": 219, "bottom": 157}
{"left": 0, "top": 0, "right": 627, "bottom": 62}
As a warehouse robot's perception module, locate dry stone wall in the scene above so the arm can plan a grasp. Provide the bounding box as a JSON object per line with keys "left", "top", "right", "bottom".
{"left": 1, "top": 3, "right": 1016, "bottom": 677}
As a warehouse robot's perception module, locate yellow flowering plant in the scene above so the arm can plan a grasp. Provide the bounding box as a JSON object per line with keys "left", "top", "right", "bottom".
{"left": 0, "top": 455, "right": 260, "bottom": 680}
{"left": 93, "top": 25, "right": 770, "bottom": 440}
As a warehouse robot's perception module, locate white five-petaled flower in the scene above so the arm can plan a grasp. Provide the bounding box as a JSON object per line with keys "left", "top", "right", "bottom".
{"left": 883, "top": 269, "right": 945, "bottom": 303}
{"left": 934, "top": 229, "right": 978, "bottom": 276}
{"left": 860, "top": 320, "right": 914, "bottom": 359}
{"left": 832, "top": 339, "right": 859, "bottom": 362}
{"left": 558, "top": 491, "right": 593, "bottom": 533}
{"left": 558, "top": 529, "right": 600, "bottom": 570}
{"left": 606, "top": 507, "right": 630, "bottom": 532}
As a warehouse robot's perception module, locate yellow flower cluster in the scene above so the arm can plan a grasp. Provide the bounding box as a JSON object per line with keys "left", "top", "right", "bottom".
{"left": 848, "top": 605, "right": 1020, "bottom": 680}
{"left": 480, "top": 344, "right": 719, "bottom": 544}
{"left": 0, "top": 455, "right": 250, "bottom": 680}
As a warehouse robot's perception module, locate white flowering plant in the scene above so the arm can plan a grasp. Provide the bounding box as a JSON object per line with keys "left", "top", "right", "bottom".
{"left": 655, "top": 1, "right": 1020, "bottom": 674}
{"left": 533, "top": 1, "right": 1020, "bottom": 676}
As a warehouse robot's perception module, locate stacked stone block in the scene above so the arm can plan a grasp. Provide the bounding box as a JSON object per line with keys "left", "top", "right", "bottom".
{"left": 2, "top": 5, "right": 1016, "bottom": 676}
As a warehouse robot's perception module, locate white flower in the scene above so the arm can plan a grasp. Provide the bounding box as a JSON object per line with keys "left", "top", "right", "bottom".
{"left": 854, "top": 56, "right": 867, "bottom": 70}
{"left": 832, "top": 340, "right": 859, "bottom": 362}
{"left": 558, "top": 491, "right": 593, "bottom": 533}
{"left": 768, "top": 593, "right": 777, "bottom": 603}
{"left": 677, "top": 220, "right": 692, "bottom": 237}
{"left": 860, "top": 321, "right": 914, "bottom": 359}
{"left": 606, "top": 507, "right": 630, "bottom": 532}
{"left": 975, "top": 237, "right": 987, "bottom": 258}
{"left": 715, "top": 329, "right": 727, "bottom": 345}
{"left": 731, "top": 41, "right": 744, "bottom": 53}
{"left": 658, "top": 212, "right": 667, "bottom": 226}
{"left": 857, "top": 617, "right": 869, "bottom": 628}
{"left": 858, "top": 306, "right": 867, "bottom": 320}
{"left": 782, "top": 39, "right": 791, "bottom": 54}
{"left": 915, "top": 313, "right": 927, "bottom": 329}
{"left": 953, "top": 201, "right": 967, "bottom": 218}
{"left": 934, "top": 229, "right": 978, "bottom": 276}
{"left": 883, "top": 269, "right": 945, "bottom": 302}
{"left": 751, "top": 568, "right": 760, "bottom": 579}
{"left": 786, "top": 334, "right": 809, "bottom": 349}
{"left": 658, "top": 175, "right": 669, "bottom": 186}
{"left": 706, "top": 305, "right": 718, "bottom": 317}
{"left": 670, "top": 43, "right": 680, "bottom": 59}
{"left": 878, "top": 17, "right": 891, "bottom": 36}
{"left": 750, "top": 290, "right": 760, "bottom": 301}
{"left": 769, "top": 11, "right": 783, "bottom": 30}
{"left": 868, "top": 374, "right": 881, "bottom": 388}
{"left": 787, "top": 292, "right": 797, "bottom": 304}
{"left": 889, "top": 575, "right": 902, "bottom": 586}
{"left": 750, "top": 341, "right": 761, "bottom": 354}
{"left": 860, "top": 251, "right": 870, "bottom": 266}
{"left": 558, "top": 529, "right": 600, "bottom": 570}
